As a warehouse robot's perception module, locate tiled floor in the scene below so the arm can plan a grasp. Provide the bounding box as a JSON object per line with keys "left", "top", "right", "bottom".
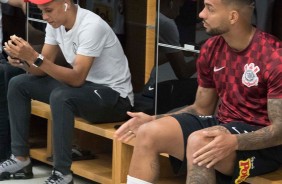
{"left": 0, "top": 160, "right": 97, "bottom": 184}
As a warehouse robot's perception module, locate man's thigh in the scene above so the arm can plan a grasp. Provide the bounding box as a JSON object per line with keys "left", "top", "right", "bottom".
{"left": 9, "top": 74, "right": 62, "bottom": 103}
{"left": 220, "top": 122, "right": 282, "bottom": 183}
{"left": 49, "top": 82, "right": 132, "bottom": 123}
{"left": 169, "top": 114, "right": 220, "bottom": 174}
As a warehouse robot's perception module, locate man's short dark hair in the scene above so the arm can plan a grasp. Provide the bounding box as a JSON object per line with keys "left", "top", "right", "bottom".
{"left": 222, "top": 0, "right": 255, "bottom": 7}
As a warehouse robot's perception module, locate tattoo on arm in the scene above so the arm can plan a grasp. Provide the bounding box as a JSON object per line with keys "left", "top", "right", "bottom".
{"left": 237, "top": 99, "right": 282, "bottom": 150}
{"left": 176, "top": 107, "right": 202, "bottom": 115}
{"left": 155, "top": 106, "right": 202, "bottom": 120}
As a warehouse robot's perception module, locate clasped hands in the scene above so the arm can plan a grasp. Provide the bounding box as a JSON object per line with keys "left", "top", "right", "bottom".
{"left": 4, "top": 35, "right": 37, "bottom": 68}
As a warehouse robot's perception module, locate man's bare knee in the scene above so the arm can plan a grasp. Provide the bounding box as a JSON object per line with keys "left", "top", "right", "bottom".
{"left": 135, "top": 117, "right": 184, "bottom": 158}
{"left": 135, "top": 123, "right": 162, "bottom": 152}
{"left": 187, "top": 130, "right": 211, "bottom": 153}
{"left": 187, "top": 126, "right": 236, "bottom": 176}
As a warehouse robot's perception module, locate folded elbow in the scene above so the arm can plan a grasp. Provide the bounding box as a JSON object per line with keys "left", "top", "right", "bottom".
{"left": 68, "top": 78, "right": 85, "bottom": 87}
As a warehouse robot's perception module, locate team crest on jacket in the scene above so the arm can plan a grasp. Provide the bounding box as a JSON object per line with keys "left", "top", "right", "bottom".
{"left": 242, "top": 63, "right": 260, "bottom": 87}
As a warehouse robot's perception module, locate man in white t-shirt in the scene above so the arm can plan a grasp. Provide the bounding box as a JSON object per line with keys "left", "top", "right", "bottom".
{"left": 0, "top": 0, "right": 25, "bottom": 162}
{"left": 0, "top": 0, "right": 133, "bottom": 183}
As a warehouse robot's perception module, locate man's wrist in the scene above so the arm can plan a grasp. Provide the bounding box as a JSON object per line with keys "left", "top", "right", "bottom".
{"left": 20, "top": 62, "right": 30, "bottom": 72}
{"left": 32, "top": 54, "right": 44, "bottom": 68}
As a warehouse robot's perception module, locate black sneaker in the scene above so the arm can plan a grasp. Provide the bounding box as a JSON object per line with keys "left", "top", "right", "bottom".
{"left": 0, "top": 155, "right": 33, "bottom": 181}
{"left": 44, "top": 169, "right": 73, "bottom": 184}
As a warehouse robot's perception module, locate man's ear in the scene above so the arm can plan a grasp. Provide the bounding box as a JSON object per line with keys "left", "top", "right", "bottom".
{"left": 229, "top": 10, "right": 239, "bottom": 25}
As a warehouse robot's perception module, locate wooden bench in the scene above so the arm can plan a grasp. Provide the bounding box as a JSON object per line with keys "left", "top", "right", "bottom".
{"left": 30, "top": 100, "right": 183, "bottom": 184}
{"left": 30, "top": 100, "right": 282, "bottom": 184}
{"left": 245, "top": 169, "right": 282, "bottom": 184}
{"left": 31, "top": 100, "right": 124, "bottom": 184}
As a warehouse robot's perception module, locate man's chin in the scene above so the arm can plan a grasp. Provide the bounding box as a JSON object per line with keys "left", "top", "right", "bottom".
{"left": 203, "top": 27, "right": 213, "bottom": 35}
{"left": 52, "top": 25, "right": 61, "bottom": 29}
{"left": 205, "top": 29, "right": 213, "bottom": 36}
{"left": 206, "top": 30, "right": 222, "bottom": 36}
{"left": 49, "top": 23, "right": 59, "bottom": 29}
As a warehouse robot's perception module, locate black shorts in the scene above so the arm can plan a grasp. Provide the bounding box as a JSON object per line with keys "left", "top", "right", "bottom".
{"left": 170, "top": 113, "right": 282, "bottom": 183}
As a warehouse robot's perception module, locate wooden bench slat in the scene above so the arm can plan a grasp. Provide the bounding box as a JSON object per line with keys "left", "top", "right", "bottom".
{"left": 74, "top": 118, "right": 122, "bottom": 139}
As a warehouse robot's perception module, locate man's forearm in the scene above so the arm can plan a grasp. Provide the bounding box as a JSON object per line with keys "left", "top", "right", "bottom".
{"left": 155, "top": 105, "right": 202, "bottom": 120}
{"left": 237, "top": 125, "right": 282, "bottom": 150}
{"left": 237, "top": 99, "right": 282, "bottom": 150}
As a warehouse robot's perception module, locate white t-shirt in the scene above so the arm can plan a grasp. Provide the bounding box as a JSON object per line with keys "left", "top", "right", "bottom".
{"left": 0, "top": 0, "right": 9, "bottom": 53}
{"left": 45, "top": 5, "right": 133, "bottom": 105}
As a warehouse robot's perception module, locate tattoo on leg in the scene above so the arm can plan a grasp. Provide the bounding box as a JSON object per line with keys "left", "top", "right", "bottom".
{"left": 187, "top": 165, "right": 216, "bottom": 184}
{"left": 150, "top": 158, "right": 160, "bottom": 181}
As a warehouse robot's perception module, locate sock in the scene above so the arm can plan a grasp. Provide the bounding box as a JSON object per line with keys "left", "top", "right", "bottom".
{"left": 127, "top": 175, "right": 153, "bottom": 184}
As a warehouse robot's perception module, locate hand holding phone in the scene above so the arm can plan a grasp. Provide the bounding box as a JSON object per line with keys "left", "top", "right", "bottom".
{"left": 3, "top": 46, "right": 19, "bottom": 60}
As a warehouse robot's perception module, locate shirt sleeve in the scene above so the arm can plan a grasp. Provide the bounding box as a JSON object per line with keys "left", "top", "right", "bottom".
{"left": 76, "top": 19, "right": 109, "bottom": 57}
{"left": 44, "top": 24, "right": 58, "bottom": 45}
{"left": 266, "top": 49, "right": 282, "bottom": 99}
{"left": 197, "top": 39, "right": 216, "bottom": 88}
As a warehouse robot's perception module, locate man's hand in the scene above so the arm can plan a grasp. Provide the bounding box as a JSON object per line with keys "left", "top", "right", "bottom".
{"left": 192, "top": 129, "right": 238, "bottom": 168}
{"left": 114, "top": 111, "right": 154, "bottom": 143}
{"left": 4, "top": 35, "right": 38, "bottom": 66}
{"left": 7, "top": 56, "right": 24, "bottom": 67}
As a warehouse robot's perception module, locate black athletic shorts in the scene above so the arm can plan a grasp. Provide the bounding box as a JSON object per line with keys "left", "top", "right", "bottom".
{"left": 170, "top": 113, "right": 282, "bottom": 184}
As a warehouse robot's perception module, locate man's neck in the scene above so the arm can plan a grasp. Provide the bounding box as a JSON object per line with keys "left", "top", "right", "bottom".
{"left": 64, "top": 5, "right": 78, "bottom": 31}
{"left": 223, "top": 26, "right": 256, "bottom": 52}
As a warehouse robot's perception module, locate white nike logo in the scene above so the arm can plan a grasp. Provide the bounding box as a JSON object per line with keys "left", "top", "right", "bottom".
{"left": 94, "top": 90, "right": 102, "bottom": 99}
{"left": 148, "top": 86, "right": 154, "bottom": 91}
{"left": 213, "top": 66, "right": 225, "bottom": 72}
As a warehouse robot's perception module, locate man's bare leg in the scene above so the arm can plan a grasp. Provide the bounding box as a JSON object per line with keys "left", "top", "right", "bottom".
{"left": 128, "top": 116, "right": 184, "bottom": 183}
{"left": 187, "top": 165, "right": 216, "bottom": 184}
{"left": 186, "top": 126, "right": 236, "bottom": 184}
